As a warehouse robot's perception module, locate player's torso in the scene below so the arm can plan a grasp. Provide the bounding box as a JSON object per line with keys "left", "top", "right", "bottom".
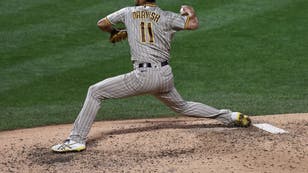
{"left": 123, "top": 6, "right": 173, "bottom": 63}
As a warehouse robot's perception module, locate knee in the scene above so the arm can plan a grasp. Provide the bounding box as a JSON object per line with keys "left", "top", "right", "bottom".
{"left": 88, "top": 84, "right": 100, "bottom": 99}
{"left": 88, "top": 83, "right": 110, "bottom": 101}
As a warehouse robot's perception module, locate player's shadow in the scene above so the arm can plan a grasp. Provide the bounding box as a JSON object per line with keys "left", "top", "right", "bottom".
{"left": 87, "top": 119, "right": 235, "bottom": 146}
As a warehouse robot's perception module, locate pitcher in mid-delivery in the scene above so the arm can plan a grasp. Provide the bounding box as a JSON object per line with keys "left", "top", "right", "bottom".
{"left": 51, "top": 0, "right": 251, "bottom": 153}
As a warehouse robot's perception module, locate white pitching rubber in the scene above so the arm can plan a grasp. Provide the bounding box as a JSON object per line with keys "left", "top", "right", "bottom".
{"left": 253, "top": 123, "right": 288, "bottom": 134}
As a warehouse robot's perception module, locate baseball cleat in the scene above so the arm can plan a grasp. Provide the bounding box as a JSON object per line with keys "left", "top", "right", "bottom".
{"left": 232, "top": 112, "right": 252, "bottom": 127}
{"left": 51, "top": 139, "right": 86, "bottom": 153}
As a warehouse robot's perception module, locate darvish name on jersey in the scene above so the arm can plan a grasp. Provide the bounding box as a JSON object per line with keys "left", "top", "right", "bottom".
{"left": 132, "top": 10, "right": 161, "bottom": 23}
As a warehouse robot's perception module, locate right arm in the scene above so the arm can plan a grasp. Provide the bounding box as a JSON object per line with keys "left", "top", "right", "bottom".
{"left": 181, "top": 5, "right": 199, "bottom": 30}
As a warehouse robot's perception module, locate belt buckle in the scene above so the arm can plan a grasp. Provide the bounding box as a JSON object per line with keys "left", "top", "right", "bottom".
{"left": 139, "top": 63, "right": 147, "bottom": 68}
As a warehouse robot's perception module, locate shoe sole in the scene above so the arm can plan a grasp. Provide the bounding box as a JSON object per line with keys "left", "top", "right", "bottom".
{"left": 52, "top": 146, "right": 86, "bottom": 153}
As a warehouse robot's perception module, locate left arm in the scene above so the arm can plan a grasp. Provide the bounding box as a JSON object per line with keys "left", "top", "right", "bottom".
{"left": 97, "top": 8, "right": 128, "bottom": 43}
{"left": 97, "top": 17, "right": 114, "bottom": 33}
{"left": 97, "top": 7, "right": 127, "bottom": 33}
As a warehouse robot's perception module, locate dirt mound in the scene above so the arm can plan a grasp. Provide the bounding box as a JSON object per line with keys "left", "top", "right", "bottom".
{"left": 0, "top": 113, "right": 307, "bottom": 173}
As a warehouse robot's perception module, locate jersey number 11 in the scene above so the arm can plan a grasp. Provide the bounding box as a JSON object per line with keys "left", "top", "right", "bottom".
{"left": 140, "top": 22, "right": 154, "bottom": 43}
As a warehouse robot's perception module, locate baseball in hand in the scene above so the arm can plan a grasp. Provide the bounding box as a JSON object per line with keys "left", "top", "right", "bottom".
{"left": 180, "top": 6, "right": 189, "bottom": 16}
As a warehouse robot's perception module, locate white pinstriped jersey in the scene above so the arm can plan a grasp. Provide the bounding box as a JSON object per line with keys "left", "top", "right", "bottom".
{"left": 106, "top": 4, "right": 189, "bottom": 63}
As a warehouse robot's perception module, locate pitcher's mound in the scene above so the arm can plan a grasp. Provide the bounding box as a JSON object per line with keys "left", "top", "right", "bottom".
{"left": 1, "top": 113, "right": 307, "bottom": 173}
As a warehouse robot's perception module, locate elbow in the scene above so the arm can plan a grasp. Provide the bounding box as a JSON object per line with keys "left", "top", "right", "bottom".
{"left": 97, "top": 18, "right": 111, "bottom": 31}
{"left": 192, "top": 18, "right": 199, "bottom": 30}
{"left": 187, "top": 21, "right": 199, "bottom": 30}
{"left": 97, "top": 19, "right": 104, "bottom": 28}
{"left": 190, "top": 22, "right": 199, "bottom": 30}
{"left": 186, "top": 17, "right": 199, "bottom": 30}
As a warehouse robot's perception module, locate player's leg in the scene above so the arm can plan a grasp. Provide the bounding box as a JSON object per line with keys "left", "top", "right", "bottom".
{"left": 68, "top": 71, "right": 144, "bottom": 144}
{"left": 52, "top": 70, "right": 147, "bottom": 152}
{"left": 153, "top": 87, "right": 235, "bottom": 125}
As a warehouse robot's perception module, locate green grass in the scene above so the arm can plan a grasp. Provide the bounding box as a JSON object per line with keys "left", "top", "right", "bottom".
{"left": 0, "top": 0, "right": 307, "bottom": 130}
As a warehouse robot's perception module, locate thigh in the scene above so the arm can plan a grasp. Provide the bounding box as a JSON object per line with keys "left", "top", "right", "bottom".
{"left": 92, "top": 71, "right": 143, "bottom": 99}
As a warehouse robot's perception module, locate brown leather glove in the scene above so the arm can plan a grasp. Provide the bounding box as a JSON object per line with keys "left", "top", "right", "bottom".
{"left": 109, "top": 28, "right": 128, "bottom": 43}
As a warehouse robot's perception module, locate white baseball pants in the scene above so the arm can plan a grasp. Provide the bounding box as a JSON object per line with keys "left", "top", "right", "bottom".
{"left": 69, "top": 64, "right": 233, "bottom": 144}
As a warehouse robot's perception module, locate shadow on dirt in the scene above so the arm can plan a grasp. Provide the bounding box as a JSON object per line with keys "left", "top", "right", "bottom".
{"left": 88, "top": 121, "right": 233, "bottom": 143}
{"left": 27, "top": 121, "right": 232, "bottom": 166}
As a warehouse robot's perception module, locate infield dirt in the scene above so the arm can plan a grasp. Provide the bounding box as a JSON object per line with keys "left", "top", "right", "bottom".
{"left": 0, "top": 113, "right": 307, "bottom": 173}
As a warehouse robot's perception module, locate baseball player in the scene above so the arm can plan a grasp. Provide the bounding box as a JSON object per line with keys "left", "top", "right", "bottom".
{"left": 52, "top": 0, "right": 251, "bottom": 153}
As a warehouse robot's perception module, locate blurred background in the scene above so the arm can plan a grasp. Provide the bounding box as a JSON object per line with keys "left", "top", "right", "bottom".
{"left": 0, "top": 0, "right": 307, "bottom": 130}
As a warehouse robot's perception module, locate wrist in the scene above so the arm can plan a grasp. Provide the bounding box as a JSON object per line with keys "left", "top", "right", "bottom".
{"left": 181, "top": 5, "right": 195, "bottom": 18}
{"left": 187, "top": 12, "right": 195, "bottom": 18}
